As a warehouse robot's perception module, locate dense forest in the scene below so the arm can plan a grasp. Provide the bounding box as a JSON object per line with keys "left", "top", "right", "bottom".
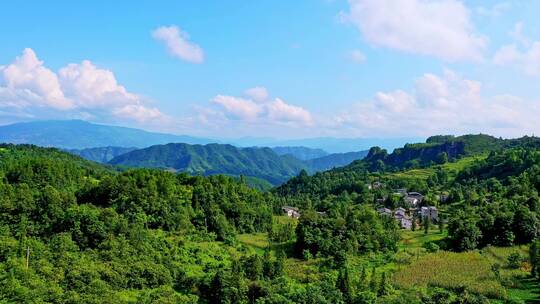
{"left": 2, "top": 134, "right": 540, "bottom": 303}
{"left": 107, "top": 143, "right": 367, "bottom": 186}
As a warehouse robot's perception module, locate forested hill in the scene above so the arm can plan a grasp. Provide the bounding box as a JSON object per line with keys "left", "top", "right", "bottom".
{"left": 305, "top": 151, "right": 368, "bottom": 171}
{"left": 108, "top": 143, "right": 368, "bottom": 185}
{"left": 275, "top": 134, "right": 540, "bottom": 199}
{"left": 3, "top": 141, "right": 540, "bottom": 302}
{"left": 67, "top": 146, "right": 137, "bottom": 163}
{"left": 359, "top": 134, "right": 540, "bottom": 172}
{"left": 271, "top": 146, "right": 328, "bottom": 160}
{"left": 108, "top": 143, "right": 308, "bottom": 185}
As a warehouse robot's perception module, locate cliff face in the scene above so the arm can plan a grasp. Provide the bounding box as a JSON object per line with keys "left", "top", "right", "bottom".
{"left": 364, "top": 141, "right": 466, "bottom": 171}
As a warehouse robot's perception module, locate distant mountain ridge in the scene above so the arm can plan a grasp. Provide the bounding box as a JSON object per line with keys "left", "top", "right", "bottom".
{"left": 0, "top": 120, "right": 418, "bottom": 153}
{"left": 306, "top": 151, "right": 368, "bottom": 171}
{"left": 271, "top": 146, "right": 328, "bottom": 160}
{"left": 108, "top": 143, "right": 307, "bottom": 185}
{"left": 107, "top": 143, "right": 368, "bottom": 185}
{"left": 0, "top": 120, "right": 214, "bottom": 149}
{"left": 66, "top": 146, "right": 137, "bottom": 163}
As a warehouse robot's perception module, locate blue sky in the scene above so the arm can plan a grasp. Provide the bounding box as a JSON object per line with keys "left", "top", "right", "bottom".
{"left": 0, "top": 0, "right": 539, "bottom": 139}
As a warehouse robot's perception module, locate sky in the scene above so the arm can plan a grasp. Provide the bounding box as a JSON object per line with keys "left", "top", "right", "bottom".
{"left": 0, "top": 0, "right": 539, "bottom": 139}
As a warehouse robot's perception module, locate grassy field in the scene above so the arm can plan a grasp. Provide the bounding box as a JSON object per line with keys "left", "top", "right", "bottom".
{"left": 393, "top": 229, "right": 540, "bottom": 302}
{"left": 399, "top": 229, "right": 446, "bottom": 251}
{"left": 237, "top": 232, "right": 269, "bottom": 253}
{"left": 393, "top": 250, "right": 506, "bottom": 298}
{"left": 386, "top": 155, "right": 486, "bottom": 182}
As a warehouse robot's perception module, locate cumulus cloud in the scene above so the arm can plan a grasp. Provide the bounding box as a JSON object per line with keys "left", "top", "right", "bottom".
{"left": 493, "top": 23, "right": 540, "bottom": 76}
{"left": 152, "top": 25, "right": 204, "bottom": 63}
{"left": 343, "top": 0, "right": 486, "bottom": 62}
{"left": 0, "top": 48, "right": 166, "bottom": 124}
{"left": 0, "top": 48, "right": 72, "bottom": 110}
{"left": 330, "top": 70, "right": 538, "bottom": 137}
{"left": 244, "top": 86, "right": 269, "bottom": 102}
{"left": 209, "top": 88, "right": 312, "bottom": 126}
{"left": 212, "top": 95, "right": 262, "bottom": 121}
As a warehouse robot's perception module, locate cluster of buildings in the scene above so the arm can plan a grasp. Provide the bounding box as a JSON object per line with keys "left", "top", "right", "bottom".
{"left": 377, "top": 204, "right": 439, "bottom": 230}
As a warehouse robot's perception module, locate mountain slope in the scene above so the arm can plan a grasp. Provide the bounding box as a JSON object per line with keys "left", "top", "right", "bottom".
{"left": 306, "top": 151, "right": 368, "bottom": 171}
{"left": 108, "top": 143, "right": 309, "bottom": 185}
{"left": 271, "top": 146, "right": 328, "bottom": 160}
{"left": 0, "top": 120, "right": 214, "bottom": 149}
{"left": 275, "top": 134, "right": 540, "bottom": 199}
{"left": 66, "top": 146, "right": 137, "bottom": 163}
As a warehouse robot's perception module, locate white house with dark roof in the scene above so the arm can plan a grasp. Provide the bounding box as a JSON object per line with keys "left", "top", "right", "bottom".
{"left": 420, "top": 206, "right": 438, "bottom": 221}
{"left": 282, "top": 206, "right": 301, "bottom": 219}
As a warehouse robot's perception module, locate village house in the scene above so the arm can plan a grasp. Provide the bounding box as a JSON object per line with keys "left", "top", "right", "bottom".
{"left": 397, "top": 216, "right": 413, "bottom": 230}
{"left": 282, "top": 206, "right": 301, "bottom": 219}
{"left": 420, "top": 206, "right": 439, "bottom": 222}
{"left": 404, "top": 192, "right": 424, "bottom": 206}
{"left": 372, "top": 181, "right": 384, "bottom": 189}
{"left": 377, "top": 207, "right": 392, "bottom": 216}
{"left": 395, "top": 207, "right": 406, "bottom": 217}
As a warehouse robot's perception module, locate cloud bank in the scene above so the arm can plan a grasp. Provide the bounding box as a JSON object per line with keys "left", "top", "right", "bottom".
{"left": 330, "top": 70, "right": 537, "bottom": 137}
{"left": 199, "top": 87, "right": 313, "bottom": 133}
{"left": 343, "top": 0, "right": 486, "bottom": 62}
{"left": 0, "top": 48, "right": 165, "bottom": 124}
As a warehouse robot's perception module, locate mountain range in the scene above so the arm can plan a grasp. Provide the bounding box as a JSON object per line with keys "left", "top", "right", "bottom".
{"left": 0, "top": 120, "right": 214, "bottom": 149}
{"left": 0, "top": 120, "right": 417, "bottom": 153}
{"left": 107, "top": 143, "right": 367, "bottom": 185}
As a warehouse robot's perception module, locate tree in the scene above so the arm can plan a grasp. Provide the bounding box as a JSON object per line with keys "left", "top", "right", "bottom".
{"left": 531, "top": 240, "right": 540, "bottom": 278}
{"left": 436, "top": 152, "right": 449, "bottom": 165}
{"left": 447, "top": 210, "right": 482, "bottom": 251}
{"left": 378, "top": 272, "right": 391, "bottom": 296}
{"left": 369, "top": 268, "right": 377, "bottom": 292}
{"left": 438, "top": 214, "right": 445, "bottom": 233}
{"left": 336, "top": 267, "right": 353, "bottom": 302}
{"left": 423, "top": 216, "right": 430, "bottom": 235}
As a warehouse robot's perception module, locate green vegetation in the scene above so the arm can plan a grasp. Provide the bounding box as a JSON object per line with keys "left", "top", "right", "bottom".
{"left": 67, "top": 146, "right": 136, "bottom": 163}
{"left": 3, "top": 133, "right": 540, "bottom": 303}
{"left": 108, "top": 142, "right": 309, "bottom": 185}
{"left": 108, "top": 142, "right": 367, "bottom": 186}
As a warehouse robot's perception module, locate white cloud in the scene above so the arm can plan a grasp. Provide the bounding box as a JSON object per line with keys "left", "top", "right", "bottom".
{"left": 266, "top": 98, "right": 312, "bottom": 125}
{"left": 0, "top": 48, "right": 72, "bottom": 110}
{"left": 330, "top": 70, "right": 537, "bottom": 137}
{"left": 493, "top": 23, "right": 540, "bottom": 76}
{"left": 244, "top": 86, "right": 269, "bottom": 102}
{"left": 0, "top": 48, "right": 166, "bottom": 124}
{"left": 212, "top": 95, "right": 262, "bottom": 121}
{"left": 209, "top": 89, "right": 312, "bottom": 126}
{"left": 59, "top": 60, "right": 139, "bottom": 108}
{"left": 350, "top": 50, "right": 367, "bottom": 63}
{"left": 152, "top": 25, "right": 204, "bottom": 63}
{"left": 343, "top": 0, "right": 486, "bottom": 62}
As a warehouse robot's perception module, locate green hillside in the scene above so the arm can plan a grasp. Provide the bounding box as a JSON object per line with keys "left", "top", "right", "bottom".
{"left": 108, "top": 143, "right": 367, "bottom": 185}
{"left": 3, "top": 136, "right": 540, "bottom": 303}
{"left": 108, "top": 143, "right": 308, "bottom": 185}
{"left": 67, "top": 146, "right": 137, "bottom": 163}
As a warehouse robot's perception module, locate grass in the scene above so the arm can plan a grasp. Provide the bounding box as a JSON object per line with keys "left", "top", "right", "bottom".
{"left": 393, "top": 230, "right": 540, "bottom": 301}
{"left": 399, "top": 229, "right": 446, "bottom": 251}
{"left": 385, "top": 155, "right": 487, "bottom": 182}
{"left": 393, "top": 250, "right": 507, "bottom": 299}
{"left": 237, "top": 232, "right": 269, "bottom": 253}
